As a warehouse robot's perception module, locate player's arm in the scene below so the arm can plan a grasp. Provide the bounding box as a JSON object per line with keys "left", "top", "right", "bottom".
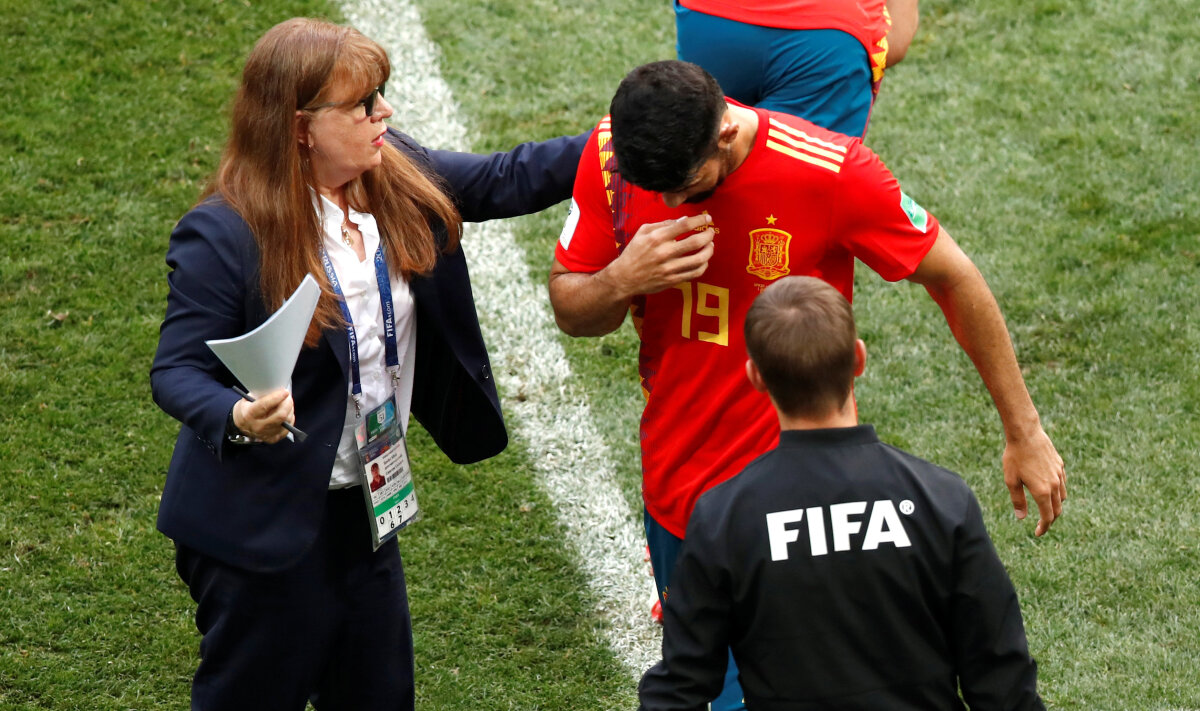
{"left": 637, "top": 513, "right": 731, "bottom": 711}
{"left": 885, "top": 0, "right": 920, "bottom": 66}
{"left": 548, "top": 213, "right": 715, "bottom": 337}
{"left": 950, "top": 493, "right": 1045, "bottom": 710}
{"left": 906, "top": 228, "right": 1066, "bottom": 536}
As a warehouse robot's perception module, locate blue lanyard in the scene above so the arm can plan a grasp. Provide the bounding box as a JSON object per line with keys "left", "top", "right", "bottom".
{"left": 320, "top": 242, "right": 400, "bottom": 416}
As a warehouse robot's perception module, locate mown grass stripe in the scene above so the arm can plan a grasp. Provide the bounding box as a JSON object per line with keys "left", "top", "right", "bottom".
{"left": 342, "top": 0, "right": 661, "bottom": 677}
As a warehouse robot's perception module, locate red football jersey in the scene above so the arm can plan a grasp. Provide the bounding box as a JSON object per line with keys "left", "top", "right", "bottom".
{"left": 555, "top": 104, "right": 939, "bottom": 537}
{"left": 678, "top": 0, "right": 892, "bottom": 89}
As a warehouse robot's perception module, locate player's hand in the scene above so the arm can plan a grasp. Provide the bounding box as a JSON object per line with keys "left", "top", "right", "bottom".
{"left": 1002, "top": 426, "right": 1066, "bottom": 536}
{"left": 232, "top": 389, "right": 295, "bottom": 444}
{"left": 602, "top": 214, "right": 715, "bottom": 297}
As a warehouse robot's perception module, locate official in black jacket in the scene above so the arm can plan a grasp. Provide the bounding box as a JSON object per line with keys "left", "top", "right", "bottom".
{"left": 639, "top": 276, "right": 1044, "bottom": 711}
{"left": 150, "top": 18, "right": 585, "bottom": 711}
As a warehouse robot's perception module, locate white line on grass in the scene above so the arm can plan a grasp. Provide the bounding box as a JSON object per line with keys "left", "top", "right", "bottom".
{"left": 343, "top": 0, "right": 661, "bottom": 679}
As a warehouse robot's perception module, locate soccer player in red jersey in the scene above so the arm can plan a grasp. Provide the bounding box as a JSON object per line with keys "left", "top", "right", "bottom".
{"left": 549, "top": 61, "right": 1064, "bottom": 710}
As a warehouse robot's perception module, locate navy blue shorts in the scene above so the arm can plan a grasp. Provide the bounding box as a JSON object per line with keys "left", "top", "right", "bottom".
{"left": 675, "top": 2, "right": 874, "bottom": 137}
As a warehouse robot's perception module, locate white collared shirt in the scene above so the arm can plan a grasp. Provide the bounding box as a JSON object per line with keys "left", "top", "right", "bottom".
{"left": 313, "top": 192, "right": 418, "bottom": 488}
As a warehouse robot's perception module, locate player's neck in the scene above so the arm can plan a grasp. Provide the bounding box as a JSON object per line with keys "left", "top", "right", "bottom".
{"left": 776, "top": 398, "right": 858, "bottom": 432}
{"left": 726, "top": 104, "right": 759, "bottom": 173}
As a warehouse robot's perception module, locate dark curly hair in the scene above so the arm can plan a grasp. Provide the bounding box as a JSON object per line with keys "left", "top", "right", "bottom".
{"left": 609, "top": 61, "right": 727, "bottom": 193}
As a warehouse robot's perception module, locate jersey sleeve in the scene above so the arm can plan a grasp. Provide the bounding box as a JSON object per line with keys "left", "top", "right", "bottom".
{"left": 950, "top": 493, "right": 1045, "bottom": 710}
{"left": 553, "top": 118, "right": 621, "bottom": 274}
{"left": 638, "top": 498, "right": 732, "bottom": 711}
{"left": 831, "top": 142, "right": 940, "bottom": 282}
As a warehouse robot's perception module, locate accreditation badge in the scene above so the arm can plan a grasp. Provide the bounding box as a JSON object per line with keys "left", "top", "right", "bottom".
{"left": 355, "top": 391, "right": 420, "bottom": 550}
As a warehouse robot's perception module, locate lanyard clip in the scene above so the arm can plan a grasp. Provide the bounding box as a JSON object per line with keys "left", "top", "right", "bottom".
{"left": 353, "top": 395, "right": 363, "bottom": 420}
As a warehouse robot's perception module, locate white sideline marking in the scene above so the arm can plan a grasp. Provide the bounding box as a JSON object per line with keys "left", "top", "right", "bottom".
{"left": 344, "top": 0, "right": 661, "bottom": 678}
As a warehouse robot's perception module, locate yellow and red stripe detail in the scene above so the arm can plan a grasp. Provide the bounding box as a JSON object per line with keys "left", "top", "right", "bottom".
{"left": 765, "top": 118, "right": 848, "bottom": 173}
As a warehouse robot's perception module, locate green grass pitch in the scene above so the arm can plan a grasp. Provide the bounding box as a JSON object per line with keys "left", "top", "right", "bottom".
{"left": 1, "top": 0, "right": 1197, "bottom": 708}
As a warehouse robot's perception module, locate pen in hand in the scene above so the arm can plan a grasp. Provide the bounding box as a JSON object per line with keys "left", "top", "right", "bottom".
{"left": 232, "top": 386, "right": 308, "bottom": 443}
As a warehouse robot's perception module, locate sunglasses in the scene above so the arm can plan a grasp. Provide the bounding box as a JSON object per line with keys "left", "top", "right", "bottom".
{"left": 305, "top": 84, "right": 386, "bottom": 117}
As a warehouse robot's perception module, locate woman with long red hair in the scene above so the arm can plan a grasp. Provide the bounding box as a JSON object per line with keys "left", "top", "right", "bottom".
{"left": 150, "top": 18, "right": 583, "bottom": 709}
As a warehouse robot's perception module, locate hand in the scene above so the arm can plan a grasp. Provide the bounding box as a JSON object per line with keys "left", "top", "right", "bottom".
{"left": 601, "top": 214, "right": 715, "bottom": 297}
{"left": 231, "top": 389, "right": 295, "bottom": 445}
{"left": 1002, "top": 426, "right": 1066, "bottom": 536}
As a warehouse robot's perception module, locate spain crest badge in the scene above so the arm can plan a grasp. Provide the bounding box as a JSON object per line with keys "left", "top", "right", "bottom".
{"left": 746, "top": 227, "right": 792, "bottom": 280}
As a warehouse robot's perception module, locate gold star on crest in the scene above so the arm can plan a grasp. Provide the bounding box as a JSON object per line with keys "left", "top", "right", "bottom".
{"left": 765, "top": 214, "right": 777, "bottom": 225}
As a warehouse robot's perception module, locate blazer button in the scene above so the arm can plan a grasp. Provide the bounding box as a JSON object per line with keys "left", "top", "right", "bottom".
{"left": 481, "top": 364, "right": 491, "bottom": 381}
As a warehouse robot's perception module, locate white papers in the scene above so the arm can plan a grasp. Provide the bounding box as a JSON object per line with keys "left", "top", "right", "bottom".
{"left": 206, "top": 274, "right": 321, "bottom": 396}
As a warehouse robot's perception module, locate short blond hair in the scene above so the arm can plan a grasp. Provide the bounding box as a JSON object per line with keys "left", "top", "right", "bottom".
{"left": 744, "top": 277, "right": 857, "bottom": 418}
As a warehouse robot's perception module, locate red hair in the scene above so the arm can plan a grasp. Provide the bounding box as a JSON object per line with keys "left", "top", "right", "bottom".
{"left": 204, "top": 18, "right": 461, "bottom": 346}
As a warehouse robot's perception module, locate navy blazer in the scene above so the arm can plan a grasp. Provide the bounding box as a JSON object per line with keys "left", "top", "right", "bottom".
{"left": 151, "top": 129, "right": 586, "bottom": 572}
